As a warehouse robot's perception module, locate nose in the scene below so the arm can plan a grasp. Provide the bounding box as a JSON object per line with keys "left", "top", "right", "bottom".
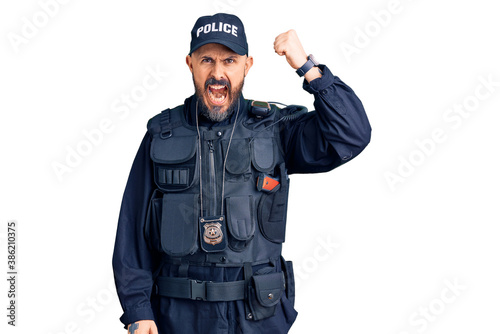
{"left": 210, "top": 61, "right": 225, "bottom": 79}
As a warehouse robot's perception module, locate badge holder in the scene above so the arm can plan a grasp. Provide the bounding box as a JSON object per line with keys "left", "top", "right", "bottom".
{"left": 199, "top": 215, "right": 227, "bottom": 252}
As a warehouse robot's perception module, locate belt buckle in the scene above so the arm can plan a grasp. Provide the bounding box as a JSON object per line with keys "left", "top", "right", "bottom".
{"left": 190, "top": 280, "right": 207, "bottom": 301}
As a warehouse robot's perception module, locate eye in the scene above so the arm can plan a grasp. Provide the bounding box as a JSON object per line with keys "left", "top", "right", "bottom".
{"left": 225, "top": 58, "right": 235, "bottom": 64}
{"left": 202, "top": 58, "right": 213, "bottom": 63}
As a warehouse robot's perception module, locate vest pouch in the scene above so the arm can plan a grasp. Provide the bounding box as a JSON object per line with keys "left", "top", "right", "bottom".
{"left": 160, "top": 193, "right": 199, "bottom": 257}
{"left": 145, "top": 189, "right": 163, "bottom": 252}
{"left": 251, "top": 137, "right": 276, "bottom": 173}
{"left": 257, "top": 164, "right": 289, "bottom": 243}
{"left": 222, "top": 139, "right": 251, "bottom": 177}
{"left": 225, "top": 195, "right": 256, "bottom": 252}
{"left": 248, "top": 272, "right": 285, "bottom": 321}
{"left": 151, "top": 135, "right": 198, "bottom": 192}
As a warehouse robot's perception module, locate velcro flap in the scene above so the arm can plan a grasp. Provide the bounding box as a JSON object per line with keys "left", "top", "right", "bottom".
{"left": 253, "top": 272, "right": 285, "bottom": 308}
{"left": 151, "top": 135, "right": 197, "bottom": 164}
{"left": 222, "top": 139, "right": 250, "bottom": 174}
{"left": 251, "top": 138, "right": 275, "bottom": 172}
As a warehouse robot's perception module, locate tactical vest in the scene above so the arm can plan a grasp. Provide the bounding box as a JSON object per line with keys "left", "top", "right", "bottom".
{"left": 145, "top": 100, "right": 296, "bottom": 321}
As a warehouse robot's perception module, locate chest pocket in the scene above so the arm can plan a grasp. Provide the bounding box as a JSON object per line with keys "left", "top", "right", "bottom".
{"left": 251, "top": 137, "right": 276, "bottom": 173}
{"left": 222, "top": 136, "right": 277, "bottom": 175}
{"left": 151, "top": 135, "right": 198, "bottom": 192}
{"left": 221, "top": 138, "right": 252, "bottom": 185}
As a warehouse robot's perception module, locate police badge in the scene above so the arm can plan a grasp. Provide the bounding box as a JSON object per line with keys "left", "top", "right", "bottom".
{"left": 203, "top": 222, "right": 223, "bottom": 245}
{"left": 199, "top": 215, "right": 228, "bottom": 252}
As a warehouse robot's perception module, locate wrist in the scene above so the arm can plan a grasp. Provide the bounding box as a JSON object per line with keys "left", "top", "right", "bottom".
{"left": 293, "top": 54, "right": 308, "bottom": 70}
{"left": 304, "top": 66, "right": 322, "bottom": 83}
{"left": 296, "top": 54, "right": 321, "bottom": 79}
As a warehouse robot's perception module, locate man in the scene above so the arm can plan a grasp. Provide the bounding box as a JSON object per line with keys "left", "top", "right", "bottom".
{"left": 113, "top": 13, "right": 371, "bottom": 334}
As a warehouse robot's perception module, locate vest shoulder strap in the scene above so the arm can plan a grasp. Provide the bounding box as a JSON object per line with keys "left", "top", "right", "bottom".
{"left": 147, "top": 105, "right": 185, "bottom": 137}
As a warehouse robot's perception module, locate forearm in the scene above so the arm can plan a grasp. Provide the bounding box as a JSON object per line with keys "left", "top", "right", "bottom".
{"left": 304, "top": 66, "right": 322, "bottom": 83}
{"left": 112, "top": 133, "right": 158, "bottom": 327}
{"left": 282, "top": 65, "right": 371, "bottom": 173}
{"left": 308, "top": 67, "right": 371, "bottom": 162}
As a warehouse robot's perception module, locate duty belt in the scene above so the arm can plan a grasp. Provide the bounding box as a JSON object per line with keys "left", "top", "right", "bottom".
{"left": 156, "top": 276, "right": 246, "bottom": 301}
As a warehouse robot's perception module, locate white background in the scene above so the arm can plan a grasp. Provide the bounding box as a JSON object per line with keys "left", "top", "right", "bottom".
{"left": 1, "top": 0, "right": 499, "bottom": 333}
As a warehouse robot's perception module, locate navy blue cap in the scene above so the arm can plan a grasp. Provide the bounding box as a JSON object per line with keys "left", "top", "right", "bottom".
{"left": 189, "top": 13, "right": 248, "bottom": 56}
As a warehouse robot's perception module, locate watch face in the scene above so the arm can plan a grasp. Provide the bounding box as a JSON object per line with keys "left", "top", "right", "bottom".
{"left": 309, "top": 54, "right": 319, "bottom": 66}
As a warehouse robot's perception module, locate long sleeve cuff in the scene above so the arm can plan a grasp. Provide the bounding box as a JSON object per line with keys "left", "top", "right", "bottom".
{"left": 119, "top": 305, "right": 155, "bottom": 329}
{"left": 302, "top": 65, "right": 335, "bottom": 93}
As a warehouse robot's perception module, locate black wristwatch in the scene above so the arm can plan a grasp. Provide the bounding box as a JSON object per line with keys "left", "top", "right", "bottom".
{"left": 296, "top": 54, "right": 319, "bottom": 77}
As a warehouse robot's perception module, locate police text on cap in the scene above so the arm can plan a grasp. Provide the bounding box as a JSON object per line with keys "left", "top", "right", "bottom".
{"left": 196, "top": 22, "right": 238, "bottom": 38}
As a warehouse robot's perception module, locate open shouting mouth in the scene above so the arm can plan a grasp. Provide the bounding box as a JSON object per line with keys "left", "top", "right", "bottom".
{"left": 207, "top": 84, "right": 228, "bottom": 105}
{"left": 196, "top": 77, "right": 243, "bottom": 122}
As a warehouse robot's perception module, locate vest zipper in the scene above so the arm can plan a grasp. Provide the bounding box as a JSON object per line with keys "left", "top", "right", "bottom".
{"left": 207, "top": 139, "right": 217, "bottom": 216}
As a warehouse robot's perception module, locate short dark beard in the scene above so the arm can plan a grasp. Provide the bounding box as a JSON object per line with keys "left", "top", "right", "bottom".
{"left": 194, "top": 76, "right": 244, "bottom": 122}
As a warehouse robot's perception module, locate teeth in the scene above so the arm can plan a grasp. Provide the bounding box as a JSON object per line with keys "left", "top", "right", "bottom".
{"left": 207, "top": 84, "right": 227, "bottom": 104}
{"left": 209, "top": 85, "right": 226, "bottom": 90}
{"left": 208, "top": 90, "right": 226, "bottom": 102}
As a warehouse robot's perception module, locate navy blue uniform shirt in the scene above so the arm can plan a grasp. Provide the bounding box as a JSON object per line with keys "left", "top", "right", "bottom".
{"left": 112, "top": 65, "right": 371, "bottom": 327}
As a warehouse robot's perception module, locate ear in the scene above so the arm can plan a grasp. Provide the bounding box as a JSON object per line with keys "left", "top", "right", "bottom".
{"left": 244, "top": 56, "right": 253, "bottom": 77}
{"left": 186, "top": 55, "right": 193, "bottom": 73}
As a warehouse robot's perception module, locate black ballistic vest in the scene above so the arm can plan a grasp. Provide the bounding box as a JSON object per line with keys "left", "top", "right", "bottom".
{"left": 145, "top": 101, "right": 290, "bottom": 266}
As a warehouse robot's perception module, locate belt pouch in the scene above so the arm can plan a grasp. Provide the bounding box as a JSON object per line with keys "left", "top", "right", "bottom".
{"left": 248, "top": 272, "right": 285, "bottom": 321}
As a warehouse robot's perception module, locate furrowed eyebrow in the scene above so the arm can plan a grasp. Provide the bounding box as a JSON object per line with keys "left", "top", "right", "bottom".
{"left": 199, "top": 55, "right": 237, "bottom": 63}
{"left": 225, "top": 56, "right": 238, "bottom": 62}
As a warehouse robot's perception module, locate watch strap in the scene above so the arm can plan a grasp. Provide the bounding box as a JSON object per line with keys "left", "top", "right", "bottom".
{"left": 296, "top": 55, "right": 318, "bottom": 77}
